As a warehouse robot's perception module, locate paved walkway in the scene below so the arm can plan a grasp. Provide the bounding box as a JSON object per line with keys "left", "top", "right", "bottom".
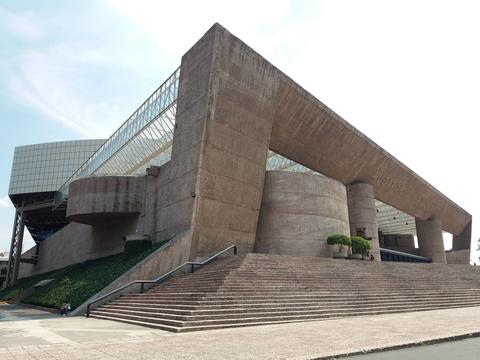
{"left": 347, "top": 337, "right": 480, "bottom": 359}
{"left": 1, "top": 304, "right": 480, "bottom": 359}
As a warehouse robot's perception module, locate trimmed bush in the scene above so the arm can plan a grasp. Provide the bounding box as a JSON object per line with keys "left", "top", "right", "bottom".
{"left": 351, "top": 236, "right": 371, "bottom": 256}
{"left": 327, "top": 234, "right": 352, "bottom": 252}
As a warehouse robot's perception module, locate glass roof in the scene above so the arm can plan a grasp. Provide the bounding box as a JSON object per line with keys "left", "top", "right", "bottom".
{"left": 54, "top": 67, "right": 416, "bottom": 237}
{"left": 55, "top": 67, "right": 180, "bottom": 205}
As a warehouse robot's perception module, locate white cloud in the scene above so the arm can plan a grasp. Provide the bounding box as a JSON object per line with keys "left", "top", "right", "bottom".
{"left": 2, "top": 5, "right": 171, "bottom": 140}
{"left": 0, "top": 6, "right": 44, "bottom": 41}
{"left": 9, "top": 70, "right": 93, "bottom": 137}
{"left": 0, "top": 1, "right": 479, "bottom": 261}
{"left": 0, "top": 196, "right": 11, "bottom": 209}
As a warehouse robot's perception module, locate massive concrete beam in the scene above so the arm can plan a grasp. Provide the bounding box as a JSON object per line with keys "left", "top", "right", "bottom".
{"left": 168, "top": 23, "right": 471, "bottom": 258}
{"left": 268, "top": 72, "right": 470, "bottom": 237}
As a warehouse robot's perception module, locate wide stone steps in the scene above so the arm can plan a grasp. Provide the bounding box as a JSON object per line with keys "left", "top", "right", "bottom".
{"left": 105, "top": 296, "right": 480, "bottom": 309}
{"left": 99, "top": 299, "right": 480, "bottom": 319}
{"left": 113, "top": 294, "right": 480, "bottom": 305}
{"left": 117, "top": 290, "right": 480, "bottom": 302}
{"left": 89, "top": 253, "right": 480, "bottom": 331}
{"left": 91, "top": 302, "right": 480, "bottom": 332}
{"left": 101, "top": 298, "right": 480, "bottom": 316}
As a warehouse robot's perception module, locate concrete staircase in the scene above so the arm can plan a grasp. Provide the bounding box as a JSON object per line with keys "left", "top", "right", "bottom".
{"left": 90, "top": 253, "right": 480, "bottom": 332}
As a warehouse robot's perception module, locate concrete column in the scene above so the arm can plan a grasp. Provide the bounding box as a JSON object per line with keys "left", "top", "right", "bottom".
{"left": 415, "top": 217, "right": 446, "bottom": 263}
{"left": 452, "top": 220, "right": 472, "bottom": 251}
{"left": 447, "top": 220, "right": 471, "bottom": 264}
{"left": 347, "top": 182, "right": 380, "bottom": 261}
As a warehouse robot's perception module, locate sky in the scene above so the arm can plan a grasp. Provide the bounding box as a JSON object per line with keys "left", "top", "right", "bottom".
{"left": 0, "top": 0, "right": 478, "bottom": 261}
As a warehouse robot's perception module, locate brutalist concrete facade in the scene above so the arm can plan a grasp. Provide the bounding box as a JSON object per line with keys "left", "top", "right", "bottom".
{"left": 18, "top": 24, "right": 472, "bottom": 278}
{"left": 255, "top": 171, "right": 350, "bottom": 257}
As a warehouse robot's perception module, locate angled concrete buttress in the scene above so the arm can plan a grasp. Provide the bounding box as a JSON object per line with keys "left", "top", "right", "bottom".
{"left": 166, "top": 23, "right": 472, "bottom": 260}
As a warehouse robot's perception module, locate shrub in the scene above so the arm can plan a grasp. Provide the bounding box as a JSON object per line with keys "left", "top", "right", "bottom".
{"left": 327, "top": 234, "right": 352, "bottom": 252}
{"left": 0, "top": 240, "right": 169, "bottom": 310}
{"left": 351, "top": 236, "right": 371, "bottom": 256}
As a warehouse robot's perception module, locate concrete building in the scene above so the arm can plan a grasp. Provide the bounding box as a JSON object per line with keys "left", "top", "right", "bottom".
{"left": 6, "top": 24, "right": 471, "bottom": 287}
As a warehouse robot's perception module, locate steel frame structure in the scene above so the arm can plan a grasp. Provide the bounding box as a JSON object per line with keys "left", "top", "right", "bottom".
{"left": 5, "top": 209, "right": 25, "bottom": 288}
{"left": 4, "top": 65, "right": 416, "bottom": 287}
{"left": 55, "top": 67, "right": 180, "bottom": 205}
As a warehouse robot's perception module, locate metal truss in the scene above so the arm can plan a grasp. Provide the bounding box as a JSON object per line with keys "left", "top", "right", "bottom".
{"left": 48, "top": 60, "right": 417, "bottom": 239}
{"left": 266, "top": 151, "right": 319, "bottom": 174}
{"left": 5, "top": 209, "right": 25, "bottom": 288}
{"left": 55, "top": 67, "right": 180, "bottom": 205}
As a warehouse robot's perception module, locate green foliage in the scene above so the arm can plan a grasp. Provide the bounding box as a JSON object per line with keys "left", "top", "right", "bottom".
{"left": 0, "top": 240, "right": 168, "bottom": 310}
{"left": 351, "top": 236, "right": 371, "bottom": 255}
{"left": 124, "top": 240, "right": 152, "bottom": 256}
{"left": 327, "top": 234, "right": 352, "bottom": 252}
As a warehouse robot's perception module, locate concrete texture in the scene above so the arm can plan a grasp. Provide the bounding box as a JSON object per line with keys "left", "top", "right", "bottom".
{"left": 170, "top": 23, "right": 471, "bottom": 258}
{"left": 18, "top": 217, "right": 137, "bottom": 279}
{"left": 452, "top": 220, "right": 472, "bottom": 252}
{"left": 347, "top": 337, "right": 480, "bottom": 359}
{"left": 255, "top": 171, "right": 350, "bottom": 256}
{"left": 72, "top": 231, "right": 192, "bottom": 315}
{"left": 416, "top": 218, "right": 447, "bottom": 263}
{"left": 88, "top": 252, "right": 480, "bottom": 331}
{"left": 16, "top": 23, "right": 472, "bottom": 280}
{"left": 3, "top": 303, "right": 480, "bottom": 359}
{"left": 0, "top": 304, "right": 166, "bottom": 348}
{"left": 446, "top": 249, "right": 471, "bottom": 265}
{"left": 67, "top": 176, "right": 144, "bottom": 224}
{"left": 347, "top": 183, "right": 380, "bottom": 261}
{"left": 181, "top": 24, "right": 278, "bottom": 258}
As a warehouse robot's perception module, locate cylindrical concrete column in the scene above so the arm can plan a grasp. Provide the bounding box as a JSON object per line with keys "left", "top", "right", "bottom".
{"left": 415, "top": 218, "right": 446, "bottom": 263}
{"left": 347, "top": 182, "right": 380, "bottom": 261}
{"left": 255, "top": 171, "right": 350, "bottom": 257}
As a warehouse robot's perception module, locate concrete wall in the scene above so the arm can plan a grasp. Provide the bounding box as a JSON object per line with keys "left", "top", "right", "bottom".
{"left": 178, "top": 25, "right": 278, "bottom": 258}
{"left": 380, "top": 233, "right": 416, "bottom": 250}
{"left": 72, "top": 230, "right": 192, "bottom": 315}
{"left": 67, "top": 176, "right": 144, "bottom": 225}
{"left": 166, "top": 23, "right": 471, "bottom": 258}
{"left": 17, "top": 23, "right": 473, "bottom": 280}
{"left": 18, "top": 217, "right": 138, "bottom": 279}
{"left": 446, "top": 249, "right": 471, "bottom": 265}
{"left": 255, "top": 171, "right": 350, "bottom": 257}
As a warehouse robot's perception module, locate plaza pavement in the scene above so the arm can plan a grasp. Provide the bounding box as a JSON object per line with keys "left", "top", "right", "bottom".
{"left": 1, "top": 303, "right": 480, "bottom": 359}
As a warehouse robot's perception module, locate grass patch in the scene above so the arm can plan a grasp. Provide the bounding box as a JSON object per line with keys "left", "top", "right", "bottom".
{"left": 0, "top": 241, "right": 168, "bottom": 311}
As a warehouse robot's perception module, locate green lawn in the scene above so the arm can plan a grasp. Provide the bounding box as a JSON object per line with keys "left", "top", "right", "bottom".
{"left": 0, "top": 241, "right": 167, "bottom": 310}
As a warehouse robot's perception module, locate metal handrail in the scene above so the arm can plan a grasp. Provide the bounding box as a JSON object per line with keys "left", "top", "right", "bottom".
{"left": 86, "top": 244, "right": 237, "bottom": 317}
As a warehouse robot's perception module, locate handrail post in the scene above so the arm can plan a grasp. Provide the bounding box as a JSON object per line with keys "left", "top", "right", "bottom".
{"left": 86, "top": 304, "right": 90, "bottom": 318}
{"left": 191, "top": 263, "right": 195, "bottom": 273}
{"left": 140, "top": 283, "right": 144, "bottom": 293}
{"left": 234, "top": 245, "right": 237, "bottom": 255}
